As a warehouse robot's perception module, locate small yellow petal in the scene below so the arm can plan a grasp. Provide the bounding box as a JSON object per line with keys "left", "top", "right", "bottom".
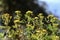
{"left": 26, "top": 11, "right": 33, "bottom": 14}
{"left": 15, "top": 10, "right": 21, "bottom": 14}
{"left": 14, "top": 20, "right": 20, "bottom": 23}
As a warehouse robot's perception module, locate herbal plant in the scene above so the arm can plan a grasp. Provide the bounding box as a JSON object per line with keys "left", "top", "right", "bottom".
{"left": 0, "top": 10, "right": 60, "bottom": 40}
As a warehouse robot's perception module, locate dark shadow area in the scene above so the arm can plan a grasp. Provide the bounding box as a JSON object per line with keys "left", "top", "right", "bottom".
{"left": 5, "top": 0, "right": 48, "bottom": 16}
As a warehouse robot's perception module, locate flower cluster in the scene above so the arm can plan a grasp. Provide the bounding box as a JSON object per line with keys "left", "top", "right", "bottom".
{"left": 0, "top": 10, "right": 60, "bottom": 40}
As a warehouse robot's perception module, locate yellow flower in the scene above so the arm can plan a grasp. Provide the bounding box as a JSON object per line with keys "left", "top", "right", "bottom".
{"left": 38, "top": 13, "right": 43, "bottom": 16}
{"left": 40, "top": 16, "right": 44, "bottom": 19}
{"left": 38, "top": 13, "right": 44, "bottom": 19}
{"left": 56, "top": 36, "right": 59, "bottom": 40}
{"left": 16, "top": 30, "right": 19, "bottom": 33}
{"left": 31, "top": 34, "right": 38, "bottom": 39}
{"left": 26, "top": 11, "right": 33, "bottom": 14}
{"left": 36, "top": 29, "right": 41, "bottom": 33}
{"left": 8, "top": 34, "right": 12, "bottom": 38}
{"left": 42, "top": 29, "right": 47, "bottom": 32}
{"left": 2, "top": 13, "right": 9, "bottom": 18}
{"left": 51, "top": 35, "right": 59, "bottom": 40}
{"left": 15, "top": 10, "right": 21, "bottom": 14}
{"left": 35, "top": 17, "right": 38, "bottom": 19}
{"left": 14, "top": 20, "right": 20, "bottom": 23}
{"left": 36, "top": 29, "right": 47, "bottom": 35}
{"left": 47, "top": 15, "right": 54, "bottom": 18}
{"left": 36, "top": 30, "right": 40, "bottom": 33}
{"left": 53, "top": 17, "right": 58, "bottom": 20}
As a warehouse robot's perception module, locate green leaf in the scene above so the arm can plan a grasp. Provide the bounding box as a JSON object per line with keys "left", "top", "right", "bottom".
{"left": 0, "top": 33, "right": 4, "bottom": 38}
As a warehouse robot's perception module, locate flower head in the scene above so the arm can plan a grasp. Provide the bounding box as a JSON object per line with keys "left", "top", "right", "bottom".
{"left": 15, "top": 10, "right": 21, "bottom": 14}
{"left": 26, "top": 11, "right": 33, "bottom": 14}
{"left": 38, "top": 13, "right": 43, "bottom": 16}
{"left": 47, "top": 15, "right": 54, "bottom": 18}
{"left": 35, "top": 17, "right": 38, "bottom": 19}
{"left": 14, "top": 20, "right": 20, "bottom": 24}
{"left": 26, "top": 11, "right": 33, "bottom": 16}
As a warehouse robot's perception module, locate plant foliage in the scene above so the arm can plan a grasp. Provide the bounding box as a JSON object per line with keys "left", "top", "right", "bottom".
{"left": 0, "top": 10, "right": 60, "bottom": 40}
